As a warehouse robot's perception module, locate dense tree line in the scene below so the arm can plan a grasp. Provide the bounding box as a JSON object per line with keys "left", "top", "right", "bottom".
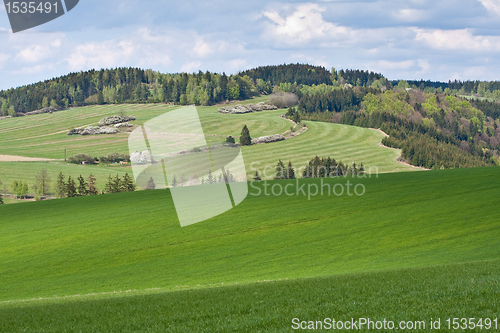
{"left": 336, "top": 69, "right": 383, "bottom": 87}
{"left": 470, "top": 99, "right": 500, "bottom": 120}
{"left": 0, "top": 68, "right": 259, "bottom": 114}
{"left": 339, "top": 110, "right": 495, "bottom": 169}
{"left": 299, "top": 85, "right": 500, "bottom": 169}
{"left": 302, "top": 156, "right": 365, "bottom": 178}
{"left": 239, "top": 64, "right": 333, "bottom": 88}
{"left": 298, "top": 87, "right": 379, "bottom": 113}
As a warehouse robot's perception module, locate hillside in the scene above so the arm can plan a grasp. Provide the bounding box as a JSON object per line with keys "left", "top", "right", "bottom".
{"left": 0, "top": 100, "right": 416, "bottom": 198}
{"left": 0, "top": 167, "right": 498, "bottom": 301}
{"left": 0, "top": 167, "right": 499, "bottom": 330}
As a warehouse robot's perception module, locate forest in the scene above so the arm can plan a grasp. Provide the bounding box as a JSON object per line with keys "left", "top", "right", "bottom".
{"left": 1, "top": 63, "right": 500, "bottom": 170}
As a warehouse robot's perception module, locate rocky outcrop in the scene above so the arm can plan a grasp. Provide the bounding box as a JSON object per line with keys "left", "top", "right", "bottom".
{"left": 81, "top": 126, "right": 120, "bottom": 135}
{"left": 24, "top": 106, "right": 59, "bottom": 116}
{"left": 252, "top": 134, "right": 285, "bottom": 144}
{"left": 98, "top": 115, "right": 136, "bottom": 126}
{"left": 68, "top": 126, "right": 120, "bottom": 135}
{"left": 114, "top": 122, "right": 133, "bottom": 128}
{"left": 218, "top": 102, "right": 277, "bottom": 114}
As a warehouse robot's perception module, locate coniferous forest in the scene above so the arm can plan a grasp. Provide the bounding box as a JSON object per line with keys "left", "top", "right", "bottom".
{"left": 2, "top": 63, "right": 500, "bottom": 170}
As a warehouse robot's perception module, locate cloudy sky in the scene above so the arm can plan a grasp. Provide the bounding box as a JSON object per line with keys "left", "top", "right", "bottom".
{"left": 1, "top": 0, "right": 500, "bottom": 90}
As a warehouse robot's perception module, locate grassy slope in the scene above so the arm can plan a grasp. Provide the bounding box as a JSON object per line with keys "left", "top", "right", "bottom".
{"left": 0, "top": 101, "right": 414, "bottom": 196}
{"left": 0, "top": 167, "right": 498, "bottom": 304}
{"left": 1, "top": 260, "right": 499, "bottom": 332}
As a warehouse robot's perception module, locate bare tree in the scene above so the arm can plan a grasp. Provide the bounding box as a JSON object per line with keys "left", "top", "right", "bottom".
{"left": 268, "top": 92, "right": 299, "bottom": 109}
{"left": 35, "top": 169, "right": 51, "bottom": 196}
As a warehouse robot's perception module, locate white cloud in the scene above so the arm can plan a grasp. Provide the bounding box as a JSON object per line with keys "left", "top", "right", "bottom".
{"left": 181, "top": 61, "right": 202, "bottom": 72}
{"left": 377, "top": 60, "right": 416, "bottom": 70}
{"left": 67, "top": 40, "right": 136, "bottom": 70}
{"left": 16, "top": 45, "right": 52, "bottom": 63}
{"left": 227, "top": 59, "right": 248, "bottom": 71}
{"left": 0, "top": 53, "right": 9, "bottom": 69}
{"left": 478, "top": 0, "right": 500, "bottom": 15}
{"left": 193, "top": 39, "right": 213, "bottom": 57}
{"left": 392, "top": 9, "right": 426, "bottom": 22}
{"left": 417, "top": 59, "right": 430, "bottom": 72}
{"left": 11, "top": 63, "right": 55, "bottom": 75}
{"left": 413, "top": 28, "right": 500, "bottom": 51}
{"left": 262, "top": 3, "right": 350, "bottom": 44}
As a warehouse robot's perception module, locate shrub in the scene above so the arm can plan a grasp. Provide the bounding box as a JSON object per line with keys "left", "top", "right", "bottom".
{"left": 99, "top": 153, "right": 130, "bottom": 164}
{"left": 68, "top": 154, "right": 95, "bottom": 165}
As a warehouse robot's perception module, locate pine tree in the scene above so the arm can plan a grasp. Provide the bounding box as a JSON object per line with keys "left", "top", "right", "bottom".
{"left": 225, "top": 136, "right": 235, "bottom": 145}
{"left": 253, "top": 171, "right": 262, "bottom": 181}
{"left": 207, "top": 170, "right": 214, "bottom": 184}
{"left": 146, "top": 177, "right": 156, "bottom": 190}
{"left": 87, "top": 173, "right": 98, "bottom": 195}
{"left": 359, "top": 164, "right": 365, "bottom": 176}
{"left": 172, "top": 175, "right": 178, "bottom": 187}
{"left": 0, "top": 193, "right": 3, "bottom": 204}
{"left": 275, "top": 160, "right": 285, "bottom": 179}
{"left": 112, "top": 174, "right": 122, "bottom": 193}
{"left": 286, "top": 161, "right": 296, "bottom": 179}
{"left": 77, "top": 175, "right": 88, "bottom": 196}
{"left": 239, "top": 125, "right": 252, "bottom": 146}
{"left": 97, "top": 90, "right": 104, "bottom": 105}
{"left": 104, "top": 175, "right": 114, "bottom": 194}
{"left": 293, "top": 111, "right": 301, "bottom": 124}
{"left": 121, "top": 173, "right": 136, "bottom": 192}
{"left": 55, "top": 172, "right": 66, "bottom": 198}
{"left": 66, "top": 176, "right": 77, "bottom": 197}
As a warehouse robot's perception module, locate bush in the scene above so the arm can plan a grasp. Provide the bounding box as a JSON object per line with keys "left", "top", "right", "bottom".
{"left": 99, "top": 153, "right": 130, "bottom": 164}
{"left": 268, "top": 92, "right": 299, "bottom": 109}
{"left": 68, "top": 154, "right": 95, "bottom": 165}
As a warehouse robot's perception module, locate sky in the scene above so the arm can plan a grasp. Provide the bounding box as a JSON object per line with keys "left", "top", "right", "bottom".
{"left": 1, "top": 0, "right": 500, "bottom": 90}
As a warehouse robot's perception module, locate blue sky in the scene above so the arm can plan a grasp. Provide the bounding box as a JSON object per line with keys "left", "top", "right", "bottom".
{"left": 1, "top": 0, "right": 500, "bottom": 90}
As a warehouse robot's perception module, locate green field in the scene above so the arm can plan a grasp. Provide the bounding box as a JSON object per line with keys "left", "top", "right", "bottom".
{"left": 0, "top": 162, "right": 131, "bottom": 196}
{"left": 0, "top": 167, "right": 499, "bottom": 331}
{"left": 0, "top": 101, "right": 416, "bottom": 197}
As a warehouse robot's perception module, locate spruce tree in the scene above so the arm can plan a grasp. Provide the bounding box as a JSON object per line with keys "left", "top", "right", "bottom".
{"left": 112, "top": 174, "right": 122, "bottom": 193}
{"left": 359, "top": 163, "right": 366, "bottom": 176}
{"left": 97, "top": 90, "right": 104, "bottom": 105}
{"left": 104, "top": 175, "right": 114, "bottom": 194}
{"left": 253, "top": 171, "right": 261, "bottom": 181}
{"left": 239, "top": 125, "right": 252, "bottom": 146}
{"left": 87, "top": 173, "right": 98, "bottom": 195}
{"left": 172, "top": 175, "right": 178, "bottom": 187}
{"left": 146, "top": 177, "right": 156, "bottom": 190}
{"left": 77, "top": 175, "right": 88, "bottom": 196}
{"left": 293, "top": 111, "right": 301, "bottom": 124}
{"left": 275, "top": 160, "right": 285, "bottom": 179}
{"left": 286, "top": 161, "right": 296, "bottom": 179}
{"left": 66, "top": 176, "right": 77, "bottom": 197}
{"left": 55, "top": 172, "right": 66, "bottom": 198}
{"left": 121, "top": 173, "right": 136, "bottom": 192}
{"left": 207, "top": 170, "right": 214, "bottom": 184}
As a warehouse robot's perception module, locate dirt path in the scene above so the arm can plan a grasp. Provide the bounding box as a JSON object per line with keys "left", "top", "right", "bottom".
{"left": 0, "top": 155, "right": 56, "bottom": 162}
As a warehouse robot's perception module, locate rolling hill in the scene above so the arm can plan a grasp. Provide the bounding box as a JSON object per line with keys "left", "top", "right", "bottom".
{"left": 0, "top": 99, "right": 417, "bottom": 198}
{"left": 0, "top": 167, "right": 499, "bottom": 331}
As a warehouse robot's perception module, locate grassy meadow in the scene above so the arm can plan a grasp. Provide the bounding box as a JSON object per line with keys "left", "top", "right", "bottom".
{"left": 0, "top": 100, "right": 416, "bottom": 198}
{"left": 0, "top": 167, "right": 499, "bottom": 331}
